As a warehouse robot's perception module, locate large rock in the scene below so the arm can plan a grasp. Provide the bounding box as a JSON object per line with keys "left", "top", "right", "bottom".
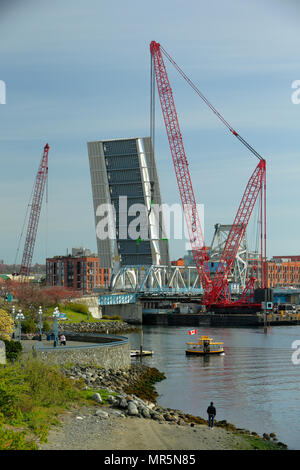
{"left": 127, "top": 402, "right": 139, "bottom": 416}
{"left": 92, "top": 393, "right": 102, "bottom": 403}
{"left": 141, "top": 407, "right": 151, "bottom": 419}
{"left": 95, "top": 410, "right": 109, "bottom": 419}
{"left": 118, "top": 398, "right": 128, "bottom": 409}
{"left": 0, "top": 341, "right": 6, "bottom": 365}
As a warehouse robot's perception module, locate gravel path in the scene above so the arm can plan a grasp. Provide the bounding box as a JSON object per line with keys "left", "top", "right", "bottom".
{"left": 40, "top": 405, "right": 248, "bottom": 451}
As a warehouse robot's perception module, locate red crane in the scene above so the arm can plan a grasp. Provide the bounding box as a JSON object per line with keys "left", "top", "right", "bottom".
{"left": 207, "top": 158, "right": 266, "bottom": 306}
{"left": 19, "top": 143, "right": 50, "bottom": 279}
{"left": 150, "top": 41, "right": 212, "bottom": 295}
{"left": 150, "top": 41, "right": 266, "bottom": 307}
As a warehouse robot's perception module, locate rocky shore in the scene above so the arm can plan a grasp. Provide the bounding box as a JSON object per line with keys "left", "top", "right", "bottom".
{"left": 58, "top": 320, "right": 138, "bottom": 335}
{"left": 58, "top": 363, "right": 287, "bottom": 450}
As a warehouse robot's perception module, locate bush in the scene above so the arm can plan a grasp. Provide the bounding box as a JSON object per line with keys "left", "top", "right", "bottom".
{"left": 0, "top": 423, "right": 38, "bottom": 450}
{"left": 42, "top": 320, "right": 50, "bottom": 332}
{"left": 0, "top": 358, "right": 83, "bottom": 447}
{"left": 102, "top": 315, "right": 123, "bottom": 322}
{"left": 0, "top": 364, "right": 28, "bottom": 419}
{"left": 66, "top": 303, "right": 88, "bottom": 315}
{"left": 0, "top": 309, "right": 14, "bottom": 341}
{"left": 21, "top": 319, "right": 37, "bottom": 334}
{"left": 21, "top": 357, "right": 80, "bottom": 407}
{"left": 3, "top": 340, "right": 22, "bottom": 362}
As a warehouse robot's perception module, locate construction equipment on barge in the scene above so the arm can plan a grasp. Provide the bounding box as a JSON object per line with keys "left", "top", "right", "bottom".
{"left": 150, "top": 41, "right": 267, "bottom": 313}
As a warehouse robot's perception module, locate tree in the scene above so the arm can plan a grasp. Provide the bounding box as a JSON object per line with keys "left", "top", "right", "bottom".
{"left": 0, "top": 309, "right": 14, "bottom": 341}
{"left": 7, "top": 283, "right": 81, "bottom": 310}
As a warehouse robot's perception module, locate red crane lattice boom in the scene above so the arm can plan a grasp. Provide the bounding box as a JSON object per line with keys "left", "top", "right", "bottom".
{"left": 206, "top": 159, "right": 266, "bottom": 305}
{"left": 19, "top": 143, "right": 49, "bottom": 279}
{"left": 150, "top": 41, "right": 212, "bottom": 294}
{"left": 150, "top": 41, "right": 266, "bottom": 306}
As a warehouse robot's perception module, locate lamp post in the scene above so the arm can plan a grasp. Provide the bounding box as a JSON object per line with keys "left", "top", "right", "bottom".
{"left": 38, "top": 306, "right": 43, "bottom": 341}
{"left": 12, "top": 305, "right": 15, "bottom": 338}
{"left": 16, "top": 310, "right": 25, "bottom": 342}
{"left": 53, "top": 307, "right": 60, "bottom": 347}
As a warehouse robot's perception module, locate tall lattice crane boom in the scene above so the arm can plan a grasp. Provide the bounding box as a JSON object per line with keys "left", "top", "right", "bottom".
{"left": 19, "top": 143, "right": 49, "bottom": 279}
{"left": 150, "top": 41, "right": 212, "bottom": 294}
{"left": 150, "top": 41, "right": 266, "bottom": 306}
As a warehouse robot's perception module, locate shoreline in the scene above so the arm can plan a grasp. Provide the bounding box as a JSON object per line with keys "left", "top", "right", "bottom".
{"left": 18, "top": 322, "right": 287, "bottom": 451}
{"left": 39, "top": 362, "right": 287, "bottom": 451}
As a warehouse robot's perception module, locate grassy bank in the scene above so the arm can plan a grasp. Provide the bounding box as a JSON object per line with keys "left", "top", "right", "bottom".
{"left": 47, "top": 306, "right": 123, "bottom": 325}
{"left": 0, "top": 357, "right": 87, "bottom": 449}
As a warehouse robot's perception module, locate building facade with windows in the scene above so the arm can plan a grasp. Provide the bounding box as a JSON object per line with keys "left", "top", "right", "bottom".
{"left": 87, "top": 137, "right": 170, "bottom": 269}
{"left": 266, "top": 256, "right": 300, "bottom": 288}
{"left": 46, "top": 250, "right": 110, "bottom": 293}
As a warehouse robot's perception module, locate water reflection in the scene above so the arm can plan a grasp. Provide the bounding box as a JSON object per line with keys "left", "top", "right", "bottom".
{"left": 127, "top": 325, "right": 300, "bottom": 449}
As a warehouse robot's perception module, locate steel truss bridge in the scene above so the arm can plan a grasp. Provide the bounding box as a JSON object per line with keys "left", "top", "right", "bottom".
{"left": 98, "top": 265, "right": 203, "bottom": 306}
{"left": 110, "top": 264, "right": 203, "bottom": 295}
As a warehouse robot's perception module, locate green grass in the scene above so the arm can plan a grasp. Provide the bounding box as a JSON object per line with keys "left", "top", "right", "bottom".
{"left": 239, "top": 434, "right": 287, "bottom": 450}
{"left": 0, "top": 357, "right": 86, "bottom": 449}
{"left": 45, "top": 307, "right": 122, "bottom": 325}
{"left": 0, "top": 354, "right": 124, "bottom": 449}
{"left": 80, "top": 388, "right": 117, "bottom": 404}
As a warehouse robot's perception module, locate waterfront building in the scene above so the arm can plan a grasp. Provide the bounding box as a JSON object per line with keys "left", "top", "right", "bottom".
{"left": 183, "top": 250, "right": 300, "bottom": 291}
{"left": 87, "top": 137, "right": 170, "bottom": 268}
{"left": 266, "top": 256, "right": 300, "bottom": 288}
{"left": 171, "top": 258, "right": 184, "bottom": 266}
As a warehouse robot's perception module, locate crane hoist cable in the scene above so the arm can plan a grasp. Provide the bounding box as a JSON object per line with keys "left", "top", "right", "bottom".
{"left": 159, "top": 44, "right": 263, "bottom": 161}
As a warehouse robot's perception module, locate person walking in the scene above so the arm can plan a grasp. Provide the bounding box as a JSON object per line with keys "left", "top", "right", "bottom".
{"left": 59, "top": 334, "right": 66, "bottom": 346}
{"left": 207, "top": 402, "right": 216, "bottom": 429}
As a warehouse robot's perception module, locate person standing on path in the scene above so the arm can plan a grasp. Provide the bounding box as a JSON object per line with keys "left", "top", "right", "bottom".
{"left": 207, "top": 402, "right": 216, "bottom": 429}
{"left": 59, "top": 334, "right": 66, "bottom": 346}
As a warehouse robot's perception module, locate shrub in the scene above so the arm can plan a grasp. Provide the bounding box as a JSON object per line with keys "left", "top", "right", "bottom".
{"left": 3, "top": 340, "right": 22, "bottom": 362}
{"left": 102, "top": 315, "right": 123, "bottom": 322}
{"left": 0, "top": 423, "right": 38, "bottom": 450}
{"left": 66, "top": 303, "right": 88, "bottom": 315}
{"left": 21, "top": 357, "right": 81, "bottom": 407}
{"left": 21, "top": 319, "right": 37, "bottom": 334}
{"left": 0, "top": 365, "right": 28, "bottom": 419}
{"left": 0, "top": 358, "right": 84, "bottom": 448}
{"left": 42, "top": 320, "right": 50, "bottom": 332}
{"left": 0, "top": 310, "right": 14, "bottom": 341}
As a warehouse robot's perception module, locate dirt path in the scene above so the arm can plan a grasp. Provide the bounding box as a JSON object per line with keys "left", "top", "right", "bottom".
{"left": 40, "top": 406, "right": 248, "bottom": 451}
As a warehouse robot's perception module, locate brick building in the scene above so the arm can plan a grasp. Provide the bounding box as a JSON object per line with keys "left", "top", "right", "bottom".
{"left": 46, "top": 249, "right": 110, "bottom": 294}
{"left": 266, "top": 256, "right": 300, "bottom": 288}
{"left": 171, "top": 258, "right": 185, "bottom": 266}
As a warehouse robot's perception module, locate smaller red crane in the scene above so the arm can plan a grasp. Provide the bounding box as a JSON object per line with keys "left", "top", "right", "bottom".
{"left": 19, "top": 143, "right": 49, "bottom": 279}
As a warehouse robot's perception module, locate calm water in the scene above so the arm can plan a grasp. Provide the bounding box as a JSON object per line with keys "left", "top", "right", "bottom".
{"left": 126, "top": 325, "right": 300, "bottom": 449}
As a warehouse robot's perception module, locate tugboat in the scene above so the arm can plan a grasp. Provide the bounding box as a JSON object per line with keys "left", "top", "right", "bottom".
{"left": 186, "top": 335, "right": 224, "bottom": 355}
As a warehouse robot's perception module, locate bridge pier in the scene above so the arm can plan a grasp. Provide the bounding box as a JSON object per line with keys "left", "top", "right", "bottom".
{"left": 102, "top": 302, "right": 142, "bottom": 325}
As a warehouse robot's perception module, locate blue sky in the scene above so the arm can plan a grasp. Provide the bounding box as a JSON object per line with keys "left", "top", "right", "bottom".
{"left": 0, "top": 0, "right": 299, "bottom": 264}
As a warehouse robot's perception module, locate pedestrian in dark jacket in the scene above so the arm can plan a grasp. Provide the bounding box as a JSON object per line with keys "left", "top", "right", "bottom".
{"left": 207, "top": 402, "right": 216, "bottom": 428}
